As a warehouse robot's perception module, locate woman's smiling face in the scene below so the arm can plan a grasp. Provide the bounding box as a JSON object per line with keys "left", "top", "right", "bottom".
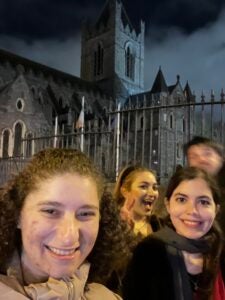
{"left": 165, "top": 178, "right": 218, "bottom": 239}
{"left": 122, "top": 171, "right": 159, "bottom": 219}
{"left": 19, "top": 173, "right": 100, "bottom": 281}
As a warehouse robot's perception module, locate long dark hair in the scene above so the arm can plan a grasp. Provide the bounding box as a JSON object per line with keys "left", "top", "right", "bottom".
{"left": 165, "top": 166, "right": 223, "bottom": 300}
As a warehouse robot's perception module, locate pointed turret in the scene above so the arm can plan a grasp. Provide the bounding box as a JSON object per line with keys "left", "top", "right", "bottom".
{"left": 94, "top": 0, "right": 116, "bottom": 29}
{"left": 184, "top": 81, "right": 195, "bottom": 102}
{"left": 151, "top": 67, "right": 168, "bottom": 94}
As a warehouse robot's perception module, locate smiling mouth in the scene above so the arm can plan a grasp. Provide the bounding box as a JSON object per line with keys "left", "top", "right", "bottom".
{"left": 142, "top": 199, "right": 154, "bottom": 207}
{"left": 182, "top": 220, "right": 202, "bottom": 227}
{"left": 45, "top": 245, "right": 79, "bottom": 256}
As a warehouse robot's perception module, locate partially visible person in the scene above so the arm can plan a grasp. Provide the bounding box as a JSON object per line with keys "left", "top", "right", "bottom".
{"left": 0, "top": 148, "right": 126, "bottom": 299}
{"left": 114, "top": 165, "right": 161, "bottom": 237}
{"left": 123, "top": 166, "right": 225, "bottom": 300}
{"left": 184, "top": 136, "right": 225, "bottom": 235}
{"left": 184, "top": 136, "right": 224, "bottom": 176}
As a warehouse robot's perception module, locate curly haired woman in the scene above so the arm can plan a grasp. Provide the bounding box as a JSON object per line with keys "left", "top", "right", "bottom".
{"left": 0, "top": 148, "right": 130, "bottom": 299}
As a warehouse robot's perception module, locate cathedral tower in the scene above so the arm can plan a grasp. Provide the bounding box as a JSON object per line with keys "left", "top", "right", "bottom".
{"left": 80, "top": 0, "right": 145, "bottom": 104}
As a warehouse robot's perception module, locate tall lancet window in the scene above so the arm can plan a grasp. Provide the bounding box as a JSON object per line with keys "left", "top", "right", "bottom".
{"left": 125, "top": 46, "right": 135, "bottom": 80}
{"left": 94, "top": 42, "right": 104, "bottom": 77}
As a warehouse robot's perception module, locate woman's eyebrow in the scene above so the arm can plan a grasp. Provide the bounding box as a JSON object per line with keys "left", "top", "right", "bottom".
{"left": 37, "top": 202, "right": 99, "bottom": 210}
{"left": 139, "top": 181, "right": 156, "bottom": 185}
{"left": 37, "top": 201, "right": 63, "bottom": 207}
{"left": 173, "top": 193, "right": 212, "bottom": 200}
{"left": 173, "top": 193, "right": 187, "bottom": 197}
{"left": 79, "top": 204, "right": 99, "bottom": 210}
{"left": 197, "top": 195, "right": 212, "bottom": 200}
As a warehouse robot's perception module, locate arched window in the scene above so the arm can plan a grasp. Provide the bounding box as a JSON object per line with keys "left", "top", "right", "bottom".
{"left": 13, "top": 122, "right": 23, "bottom": 156}
{"left": 94, "top": 43, "right": 104, "bottom": 77}
{"left": 2, "top": 130, "right": 10, "bottom": 158}
{"left": 125, "top": 46, "right": 135, "bottom": 80}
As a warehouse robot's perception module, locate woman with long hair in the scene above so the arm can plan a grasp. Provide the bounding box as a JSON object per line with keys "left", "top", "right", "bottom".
{"left": 123, "top": 166, "right": 225, "bottom": 300}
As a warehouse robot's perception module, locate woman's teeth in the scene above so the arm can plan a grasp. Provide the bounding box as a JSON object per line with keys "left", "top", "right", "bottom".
{"left": 46, "top": 246, "right": 77, "bottom": 256}
{"left": 142, "top": 199, "right": 154, "bottom": 206}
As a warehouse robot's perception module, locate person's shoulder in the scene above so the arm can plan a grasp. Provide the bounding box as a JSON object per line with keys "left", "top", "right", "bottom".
{"left": 136, "top": 232, "right": 167, "bottom": 251}
{"left": 0, "top": 279, "right": 28, "bottom": 299}
{"left": 85, "top": 282, "right": 122, "bottom": 300}
{"left": 131, "top": 234, "right": 168, "bottom": 269}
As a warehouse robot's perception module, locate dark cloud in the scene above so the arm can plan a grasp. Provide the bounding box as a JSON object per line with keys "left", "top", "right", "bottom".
{"left": 0, "top": 0, "right": 224, "bottom": 41}
{"left": 145, "top": 8, "right": 225, "bottom": 97}
{"left": 0, "top": 0, "right": 102, "bottom": 40}
{"left": 123, "top": 0, "right": 225, "bottom": 34}
{"left": 152, "top": 0, "right": 224, "bottom": 29}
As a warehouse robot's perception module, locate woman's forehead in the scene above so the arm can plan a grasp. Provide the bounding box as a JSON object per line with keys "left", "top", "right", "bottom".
{"left": 131, "top": 171, "right": 156, "bottom": 183}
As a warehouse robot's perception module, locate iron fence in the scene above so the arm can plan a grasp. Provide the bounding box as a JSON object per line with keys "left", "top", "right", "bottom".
{"left": 1, "top": 93, "right": 225, "bottom": 186}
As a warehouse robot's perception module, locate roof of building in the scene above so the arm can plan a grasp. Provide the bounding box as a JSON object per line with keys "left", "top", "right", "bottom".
{"left": 184, "top": 81, "right": 195, "bottom": 102}
{"left": 0, "top": 48, "right": 107, "bottom": 97}
{"left": 150, "top": 67, "right": 168, "bottom": 94}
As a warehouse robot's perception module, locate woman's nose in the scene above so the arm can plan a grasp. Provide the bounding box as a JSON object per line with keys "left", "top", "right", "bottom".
{"left": 57, "top": 214, "right": 79, "bottom": 245}
{"left": 146, "top": 186, "right": 157, "bottom": 196}
{"left": 186, "top": 201, "right": 198, "bottom": 214}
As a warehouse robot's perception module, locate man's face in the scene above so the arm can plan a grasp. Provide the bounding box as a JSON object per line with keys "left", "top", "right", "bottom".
{"left": 187, "top": 144, "right": 223, "bottom": 175}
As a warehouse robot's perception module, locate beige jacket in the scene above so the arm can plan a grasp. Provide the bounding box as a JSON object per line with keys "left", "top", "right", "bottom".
{"left": 0, "top": 254, "right": 122, "bottom": 300}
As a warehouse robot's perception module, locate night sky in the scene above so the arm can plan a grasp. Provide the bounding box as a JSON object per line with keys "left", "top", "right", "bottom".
{"left": 0, "top": 0, "right": 225, "bottom": 98}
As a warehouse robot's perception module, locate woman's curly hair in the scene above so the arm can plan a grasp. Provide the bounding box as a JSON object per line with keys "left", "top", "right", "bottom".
{"left": 0, "top": 147, "right": 135, "bottom": 285}
{"left": 87, "top": 191, "right": 137, "bottom": 284}
{"left": 0, "top": 148, "right": 104, "bottom": 272}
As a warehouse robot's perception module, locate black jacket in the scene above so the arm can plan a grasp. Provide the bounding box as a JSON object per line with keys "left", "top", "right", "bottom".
{"left": 106, "top": 215, "right": 162, "bottom": 295}
{"left": 122, "top": 236, "right": 175, "bottom": 300}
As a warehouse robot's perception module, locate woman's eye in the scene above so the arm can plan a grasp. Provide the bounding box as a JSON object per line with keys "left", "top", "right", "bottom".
{"left": 176, "top": 197, "right": 186, "bottom": 203}
{"left": 78, "top": 211, "right": 97, "bottom": 219}
{"left": 199, "top": 199, "right": 210, "bottom": 206}
{"left": 41, "top": 209, "right": 58, "bottom": 216}
{"left": 152, "top": 184, "right": 159, "bottom": 191}
{"left": 139, "top": 185, "right": 147, "bottom": 190}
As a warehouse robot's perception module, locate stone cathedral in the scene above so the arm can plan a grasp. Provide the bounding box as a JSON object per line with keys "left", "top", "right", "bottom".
{"left": 0, "top": 0, "right": 194, "bottom": 181}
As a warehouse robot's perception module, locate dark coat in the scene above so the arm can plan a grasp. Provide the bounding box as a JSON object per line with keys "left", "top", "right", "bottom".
{"left": 122, "top": 236, "right": 175, "bottom": 300}
{"left": 122, "top": 232, "right": 225, "bottom": 300}
{"left": 106, "top": 215, "right": 162, "bottom": 295}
